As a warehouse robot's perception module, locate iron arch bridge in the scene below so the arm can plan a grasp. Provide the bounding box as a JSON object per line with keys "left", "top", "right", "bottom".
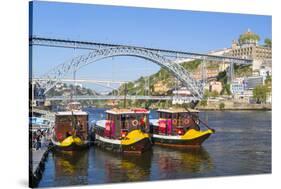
{"left": 37, "top": 46, "right": 204, "bottom": 99}
{"left": 31, "top": 37, "right": 253, "bottom": 101}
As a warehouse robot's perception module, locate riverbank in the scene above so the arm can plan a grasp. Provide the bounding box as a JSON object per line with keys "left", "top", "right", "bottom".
{"left": 35, "top": 101, "right": 272, "bottom": 114}
{"left": 197, "top": 102, "right": 271, "bottom": 111}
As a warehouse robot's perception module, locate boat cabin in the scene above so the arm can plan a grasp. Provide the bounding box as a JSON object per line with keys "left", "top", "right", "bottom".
{"left": 153, "top": 108, "right": 200, "bottom": 135}
{"left": 54, "top": 111, "right": 88, "bottom": 142}
{"left": 96, "top": 108, "right": 150, "bottom": 139}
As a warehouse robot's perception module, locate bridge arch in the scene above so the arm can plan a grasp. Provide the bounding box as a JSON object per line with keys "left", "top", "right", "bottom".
{"left": 38, "top": 46, "right": 203, "bottom": 99}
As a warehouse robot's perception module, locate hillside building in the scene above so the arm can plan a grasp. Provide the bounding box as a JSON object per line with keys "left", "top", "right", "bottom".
{"left": 153, "top": 81, "right": 169, "bottom": 94}
{"left": 172, "top": 87, "right": 192, "bottom": 104}
{"left": 209, "top": 81, "right": 223, "bottom": 94}
{"left": 225, "top": 29, "right": 272, "bottom": 71}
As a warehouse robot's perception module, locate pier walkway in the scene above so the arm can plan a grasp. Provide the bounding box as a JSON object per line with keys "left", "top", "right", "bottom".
{"left": 31, "top": 148, "right": 48, "bottom": 173}
{"left": 30, "top": 145, "right": 51, "bottom": 187}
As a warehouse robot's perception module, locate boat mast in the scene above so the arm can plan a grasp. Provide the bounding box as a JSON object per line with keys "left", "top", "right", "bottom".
{"left": 73, "top": 45, "right": 77, "bottom": 102}
{"left": 123, "top": 83, "right": 128, "bottom": 108}
{"left": 73, "top": 69, "right": 76, "bottom": 102}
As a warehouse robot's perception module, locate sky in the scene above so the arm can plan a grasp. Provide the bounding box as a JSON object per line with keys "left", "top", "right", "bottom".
{"left": 31, "top": 1, "right": 272, "bottom": 92}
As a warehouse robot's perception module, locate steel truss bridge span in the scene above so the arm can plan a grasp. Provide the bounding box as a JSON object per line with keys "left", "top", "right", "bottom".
{"left": 46, "top": 95, "right": 198, "bottom": 101}
{"left": 38, "top": 46, "right": 204, "bottom": 99}
{"left": 31, "top": 36, "right": 253, "bottom": 101}
{"left": 31, "top": 37, "right": 252, "bottom": 65}
{"left": 33, "top": 78, "right": 128, "bottom": 85}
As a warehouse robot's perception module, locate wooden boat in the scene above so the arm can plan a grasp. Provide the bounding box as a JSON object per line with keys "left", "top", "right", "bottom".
{"left": 149, "top": 107, "right": 214, "bottom": 147}
{"left": 51, "top": 102, "right": 90, "bottom": 150}
{"left": 94, "top": 108, "right": 152, "bottom": 154}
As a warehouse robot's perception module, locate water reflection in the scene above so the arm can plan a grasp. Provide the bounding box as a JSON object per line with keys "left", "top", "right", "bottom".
{"left": 90, "top": 148, "right": 153, "bottom": 183}
{"left": 89, "top": 146, "right": 213, "bottom": 184}
{"left": 153, "top": 146, "right": 213, "bottom": 179}
{"left": 38, "top": 110, "right": 271, "bottom": 187}
{"left": 53, "top": 150, "right": 89, "bottom": 186}
{"left": 40, "top": 145, "right": 213, "bottom": 186}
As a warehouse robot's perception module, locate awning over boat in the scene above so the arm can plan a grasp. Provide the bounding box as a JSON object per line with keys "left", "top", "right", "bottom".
{"left": 55, "top": 111, "right": 88, "bottom": 116}
{"left": 106, "top": 108, "right": 150, "bottom": 115}
{"left": 157, "top": 107, "right": 199, "bottom": 113}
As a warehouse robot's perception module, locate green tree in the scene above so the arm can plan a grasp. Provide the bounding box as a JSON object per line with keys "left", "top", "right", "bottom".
{"left": 210, "top": 90, "right": 219, "bottom": 97}
{"left": 264, "top": 38, "right": 272, "bottom": 48}
{"left": 234, "top": 65, "right": 252, "bottom": 77}
{"left": 239, "top": 32, "right": 260, "bottom": 44}
{"left": 203, "top": 89, "right": 210, "bottom": 99}
{"left": 182, "top": 60, "right": 201, "bottom": 71}
{"left": 253, "top": 85, "right": 269, "bottom": 104}
{"left": 220, "top": 83, "right": 231, "bottom": 95}
{"left": 265, "top": 75, "right": 272, "bottom": 86}
{"left": 219, "top": 102, "right": 225, "bottom": 110}
{"left": 224, "top": 84, "right": 231, "bottom": 95}
{"left": 200, "top": 99, "right": 207, "bottom": 107}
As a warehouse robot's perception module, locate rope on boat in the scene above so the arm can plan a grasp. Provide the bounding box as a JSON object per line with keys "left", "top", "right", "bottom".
{"left": 183, "top": 105, "right": 215, "bottom": 133}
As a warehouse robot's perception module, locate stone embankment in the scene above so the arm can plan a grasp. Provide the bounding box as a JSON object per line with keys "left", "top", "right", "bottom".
{"left": 198, "top": 101, "right": 271, "bottom": 110}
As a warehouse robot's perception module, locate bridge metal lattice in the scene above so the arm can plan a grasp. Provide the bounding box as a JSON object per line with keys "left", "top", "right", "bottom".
{"left": 46, "top": 95, "right": 199, "bottom": 101}
{"left": 38, "top": 46, "right": 204, "bottom": 99}
{"left": 31, "top": 37, "right": 252, "bottom": 65}
{"left": 30, "top": 37, "right": 253, "bottom": 101}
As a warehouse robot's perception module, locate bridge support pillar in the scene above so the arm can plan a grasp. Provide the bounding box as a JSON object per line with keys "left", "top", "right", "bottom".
{"left": 201, "top": 59, "right": 207, "bottom": 88}
{"left": 227, "top": 62, "right": 234, "bottom": 83}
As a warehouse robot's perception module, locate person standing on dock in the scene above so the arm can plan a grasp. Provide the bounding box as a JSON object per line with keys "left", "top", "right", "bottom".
{"left": 41, "top": 132, "right": 48, "bottom": 148}
{"left": 36, "top": 134, "right": 41, "bottom": 150}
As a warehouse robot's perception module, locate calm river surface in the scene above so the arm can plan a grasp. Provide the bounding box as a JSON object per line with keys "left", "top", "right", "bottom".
{"left": 38, "top": 109, "right": 271, "bottom": 187}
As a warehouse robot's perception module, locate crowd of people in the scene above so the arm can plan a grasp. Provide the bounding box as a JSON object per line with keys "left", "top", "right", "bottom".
{"left": 31, "top": 129, "right": 51, "bottom": 150}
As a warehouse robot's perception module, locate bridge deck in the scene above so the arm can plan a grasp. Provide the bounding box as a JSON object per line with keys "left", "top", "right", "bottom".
{"left": 30, "top": 36, "right": 252, "bottom": 65}
{"left": 44, "top": 95, "right": 199, "bottom": 101}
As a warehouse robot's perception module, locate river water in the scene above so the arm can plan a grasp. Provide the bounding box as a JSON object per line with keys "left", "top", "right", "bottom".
{"left": 38, "top": 109, "right": 271, "bottom": 187}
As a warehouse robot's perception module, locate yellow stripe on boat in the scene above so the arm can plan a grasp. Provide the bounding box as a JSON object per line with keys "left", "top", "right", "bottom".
{"left": 59, "top": 136, "right": 83, "bottom": 147}
{"left": 121, "top": 130, "right": 149, "bottom": 146}
{"left": 181, "top": 129, "right": 214, "bottom": 140}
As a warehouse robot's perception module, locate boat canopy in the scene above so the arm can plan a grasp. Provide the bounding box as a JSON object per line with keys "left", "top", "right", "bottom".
{"left": 157, "top": 107, "right": 199, "bottom": 114}
{"left": 56, "top": 111, "right": 88, "bottom": 116}
{"left": 106, "top": 108, "right": 150, "bottom": 115}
